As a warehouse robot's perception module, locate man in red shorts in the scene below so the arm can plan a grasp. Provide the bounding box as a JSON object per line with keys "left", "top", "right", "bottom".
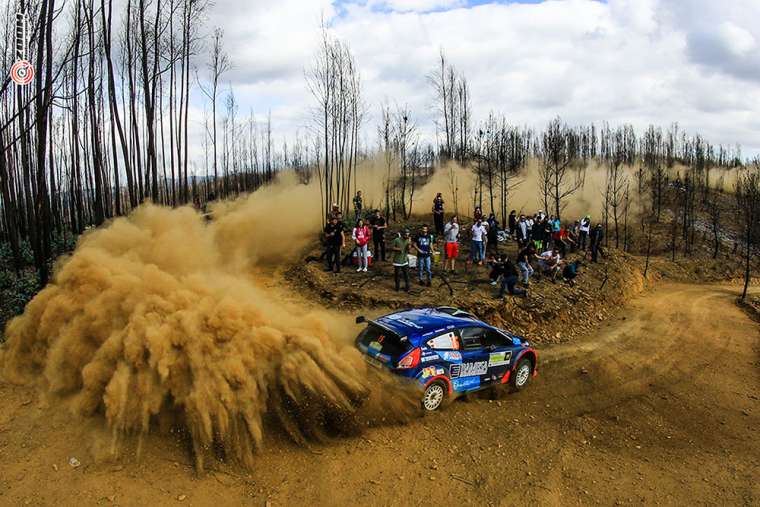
{"left": 443, "top": 215, "right": 460, "bottom": 274}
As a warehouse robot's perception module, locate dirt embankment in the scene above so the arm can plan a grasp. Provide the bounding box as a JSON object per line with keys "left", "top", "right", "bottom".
{"left": 287, "top": 231, "right": 751, "bottom": 346}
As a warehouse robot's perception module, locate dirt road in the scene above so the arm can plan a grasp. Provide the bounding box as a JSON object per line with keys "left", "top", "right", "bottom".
{"left": 1, "top": 283, "right": 758, "bottom": 506}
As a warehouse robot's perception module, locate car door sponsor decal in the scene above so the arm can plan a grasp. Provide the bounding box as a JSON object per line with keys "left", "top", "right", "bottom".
{"left": 440, "top": 351, "right": 462, "bottom": 362}
{"left": 449, "top": 360, "right": 488, "bottom": 378}
{"left": 421, "top": 351, "right": 440, "bottom": 363}
{"left": 488, "top": 351, "right": 512, "bottom": 367}
{"left": 452, "top": 377, "right": 480, "bottom": 391}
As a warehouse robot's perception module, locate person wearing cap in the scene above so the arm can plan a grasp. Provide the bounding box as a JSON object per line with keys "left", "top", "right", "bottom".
{"left": 323, "top": 215, "right": 345, "bottom": 273}
{"left": 391, "top": 229, "right": 411, "bottom": 292}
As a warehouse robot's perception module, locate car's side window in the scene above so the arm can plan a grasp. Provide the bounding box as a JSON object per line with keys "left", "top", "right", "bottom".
{"left": 458, "top": 327, "right": 485, "bottom": 350}
{"left": 426, "top": 332, "right": 460, "bottom": 350}
{"left": 483, "top": 328, "right": 510, "bottom": 347}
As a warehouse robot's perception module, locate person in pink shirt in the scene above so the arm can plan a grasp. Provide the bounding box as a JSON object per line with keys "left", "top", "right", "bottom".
{"left": 353, "top": 218, "right": 371, "bottom": 272}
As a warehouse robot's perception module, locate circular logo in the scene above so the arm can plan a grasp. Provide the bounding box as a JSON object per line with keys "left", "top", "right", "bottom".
{"left": 10, "top": 60, "right": 33, "bottom": 86}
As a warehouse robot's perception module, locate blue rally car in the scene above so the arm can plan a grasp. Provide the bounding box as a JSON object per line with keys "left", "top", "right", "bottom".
{"left": 355, "top": 307, "right": 538, "bottom": 411}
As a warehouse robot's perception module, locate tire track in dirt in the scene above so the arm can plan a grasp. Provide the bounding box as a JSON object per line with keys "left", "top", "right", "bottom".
{"left": 0, "top": 283, "right": 758, "bottom": 506}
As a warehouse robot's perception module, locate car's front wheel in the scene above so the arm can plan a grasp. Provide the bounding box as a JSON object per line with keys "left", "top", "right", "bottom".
{"left": 422, "top": 381, "right": 447, "bottom": 411}
{"left": 511, "top": 357, "right": 533, "bottom": 392}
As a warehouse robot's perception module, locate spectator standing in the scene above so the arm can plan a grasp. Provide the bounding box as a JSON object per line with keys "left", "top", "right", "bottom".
{"left": 473, "top": 206, "right": 484, "bottom": 222}
{"left": 542, "top": 217, "right": 554, "bottom": 250}
{"left": 443, "top": 216, "right": 460, "bottom": 274}
{"left": 516, "top": 215, "right": 528, "bottom": 248}
{"left": 470, "top": 219, "right": 488, "bottom": 266}
{"left": 369, "top": 209, "right": 387, "bottom": 262}
{"left": 328, "top": 202, "right": 340, "bottom": 221}
{"left": 391, "top": 229, "right": 412, "bottom": 292}
{"left": 432, "top": 193, "right": 445, "bottom": 236}
{"left": 414, "top": 225, "right": 435, "bottom": 286}
{"left": 557, "top": 225, "right": 575, "bottom": 258}
{"left": 353, "top": 191, "right": 363, "bottom": 221}
{"left": 526, "top": 215, "right": 535, "bottom": 243}
{"left": 323, "top": 216, "right": 345, "bottom": 273}
{"left": 579, "top": 215, "right": 591, "bottom": 250}
{"left": 569, "top": 221, "right": 580, "bottom": 252}
{"left": 498, "top": 257, "right": 527, "bottom": 298}
{"left": 352, "top": 219, "right": 371, "bottom": 272}
{"left": 590, "top": 224, "right": 604, "bottom": 263}
{"left": 508, "top": 210, "right": 517, "bottom": 236}
{"left": 551, "top": 216, "right": 562, "bottom": 243}
{"left": 486, "top": 213, "right": 499, "bottom": 255}
{"left": 517, "top": 243, "right": 539, "bottom": 287}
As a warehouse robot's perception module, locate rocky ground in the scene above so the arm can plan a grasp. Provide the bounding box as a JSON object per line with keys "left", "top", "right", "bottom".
{"left": 1, "top": 282, "right": 758, "bottom": 506}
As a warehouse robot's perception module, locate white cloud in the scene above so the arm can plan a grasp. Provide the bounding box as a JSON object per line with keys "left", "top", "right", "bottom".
{"left": 189, "top": 0, "right": 760, "bottom": 159}
{"left": 366, "top": 0, "right": 465, "bottom": 13}
{"left": 717, "top": 22, "right": 756, "bottom": 56}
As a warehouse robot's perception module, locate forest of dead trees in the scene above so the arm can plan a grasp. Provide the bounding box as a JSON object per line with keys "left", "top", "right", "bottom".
{"left": 0, "top": 4, "right": 759, "bottom": 300}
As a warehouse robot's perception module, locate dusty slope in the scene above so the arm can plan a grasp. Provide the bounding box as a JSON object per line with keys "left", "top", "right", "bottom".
{"left": 0, "top": 283, "right": 758, "bottom": 506}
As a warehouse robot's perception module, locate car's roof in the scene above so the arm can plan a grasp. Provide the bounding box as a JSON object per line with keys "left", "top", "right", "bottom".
{"left": 373, "top": 307, "right": 485, "bottom": 342}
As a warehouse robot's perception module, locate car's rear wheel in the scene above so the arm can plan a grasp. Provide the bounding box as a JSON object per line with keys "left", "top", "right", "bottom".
{"left": 422, "top": 381, "right": 447, "bottom": 411}
{"left": 511, "top": 357, "right": 533, "bottom": 392}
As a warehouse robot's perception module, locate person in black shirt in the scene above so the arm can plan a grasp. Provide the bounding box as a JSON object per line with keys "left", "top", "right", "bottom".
{"left": 488, "top": 253, "right": 507, "bottom": 286}
{"left": 508, "top": 210, "right": 517, "bottom": 236}
{"left": 369, "top": 209, "right": 387, "bottom": 262}
{"left": 517, "top": 244, "right": 539, "bottom": 287}
{"left": 432, "top": 193, "right": 445, "bottom": 236}
{"left": 541, "top": 217, "right": 553, "bottom": 250}
{"left": 353, "top": 191, "right": 363, "bottom": 221}
{"left": 530, "top": 218, "right": 544, "bottom": 251}
{"left": 498, "top": 257, "right": 527, "bottom": 298}
{"left": 590, "top": 224, "right": 604, "bottom": 263}
{"left": 486, "top": 213, "right": 499, "bottom": 255}
{"left": 323, "top": 216, "right": 345, "bottom": 273}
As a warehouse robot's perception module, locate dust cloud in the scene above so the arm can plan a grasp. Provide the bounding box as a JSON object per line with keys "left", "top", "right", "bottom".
{"left": 414, "top": 159, "right": 648, "bottom": 222}
{"left": 0, "top": 189, "right": 416, "bottom": 471}
{"left": 0, "top": 154, "right": 730, "bottom": 471}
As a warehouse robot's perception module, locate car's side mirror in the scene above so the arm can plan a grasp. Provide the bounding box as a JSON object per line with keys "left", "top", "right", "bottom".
{"left": 355, "top": 316, "right": 366, "bottom": 324}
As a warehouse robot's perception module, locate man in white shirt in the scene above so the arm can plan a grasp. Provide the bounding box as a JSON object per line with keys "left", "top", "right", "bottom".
{"left": 579, "top": 215, "right": 591, "bottom": 250}
{"left": 539, "top": 248, "right": 562, "bottom": 282}
{"left": 470, "top": 219, "right": 488, "bottom": 266}
{"left": 443, "top": 216, "right": 460, "bottom": 273}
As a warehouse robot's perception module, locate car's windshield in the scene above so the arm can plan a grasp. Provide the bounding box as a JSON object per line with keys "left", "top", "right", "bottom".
{"left": 357, "top": 323, "right": 410, "bottom": 358}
